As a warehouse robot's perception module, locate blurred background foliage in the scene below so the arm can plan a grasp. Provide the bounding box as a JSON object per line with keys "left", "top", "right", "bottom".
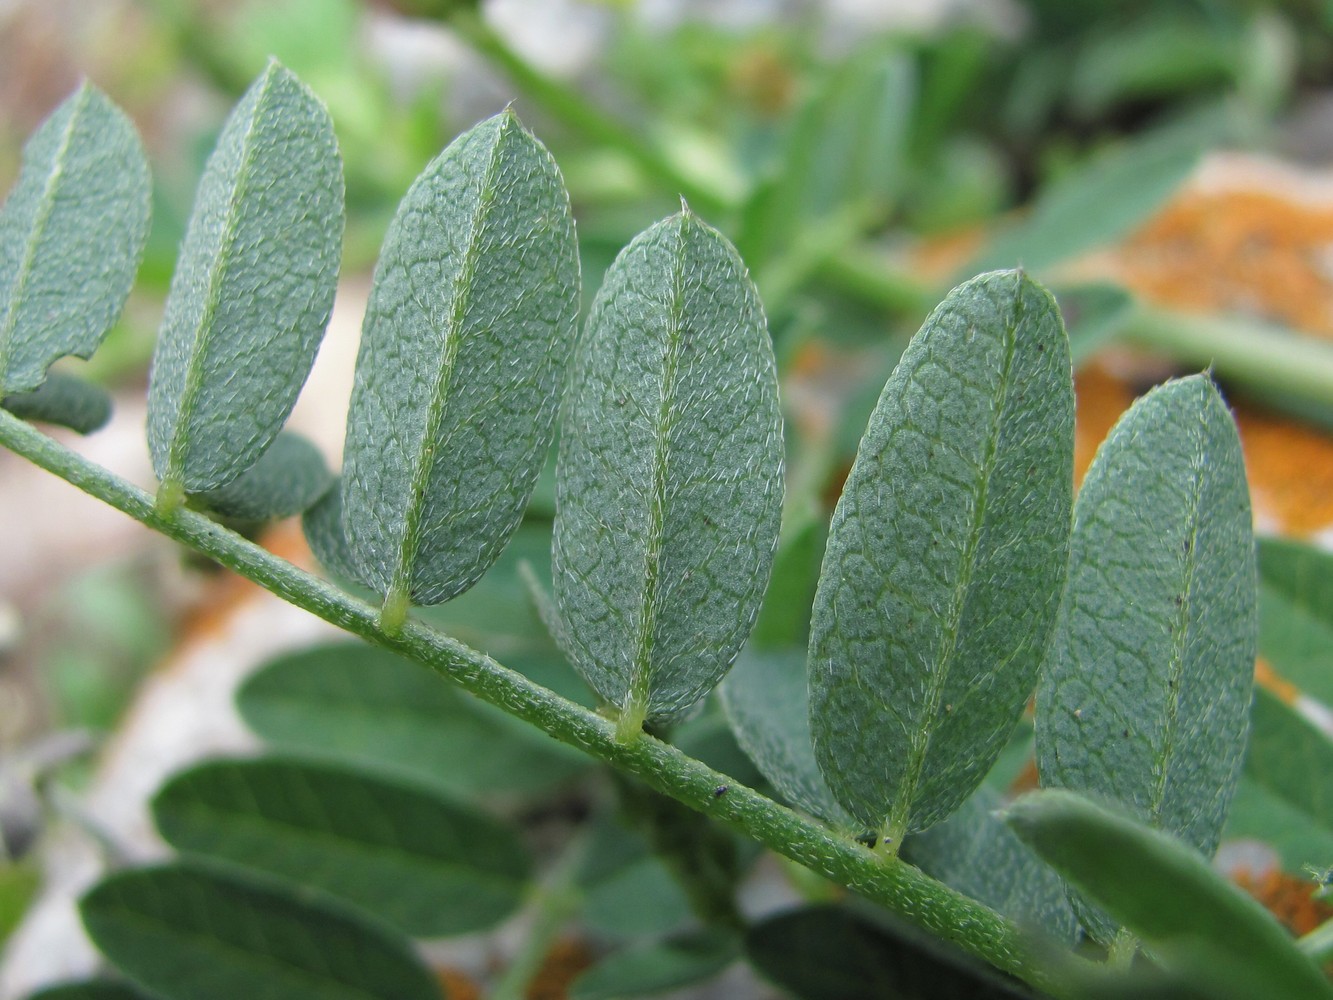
{"left": 5, "top": 0, "right": 1333, "bottom": 996}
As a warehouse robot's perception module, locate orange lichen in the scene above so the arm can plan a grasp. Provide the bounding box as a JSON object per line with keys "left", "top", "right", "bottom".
{"left": 524, "top": 936, "right": 597, "bottom": 1000}
{"left": 1231, "top": 866, "right": 1333, "bottom": 938}
{"left": 434, "top": 968, "right": 482, "bottom": 1000}
{"left": 1073, "top": 362, "right": 1136, "bottom": 487}
{"left": 1234, "top": 408, "right": 1333, "bottom": 536}
{"left": 1255, "top": 657, "right": 1302, "bottom": 706}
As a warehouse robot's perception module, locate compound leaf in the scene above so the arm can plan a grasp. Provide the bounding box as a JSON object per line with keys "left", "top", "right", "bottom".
{"left": 152, "top": 756, "right": 532, "bottom": 937}
{"left": 147, "top": 62, "right": 343, "bottom": 499}
{"left": 1036, "top": 375, "right": 1255, "bottom": 941}
{"left": 193, "top": 431, "right": 330, "bottom": 521}
{"left": 809, "top": 271, "right": 1073, "bottom": 839}
{"left": 80, "top": 863, "right": 442, "bottom": 1000}
{"left": 3, "top": 371, "right": 111, "bottom": 434}
{"left": 1005, "top": 790, "right": 1333, "bottom": 1000}
{"left": 0, "top": 84, "right": 149, "bottom": 394}
{"left": 552, "top": 211, "right": 783, "bottom": 733}
{"left": 340, "top": 110, "right": 579, "bottom": 618}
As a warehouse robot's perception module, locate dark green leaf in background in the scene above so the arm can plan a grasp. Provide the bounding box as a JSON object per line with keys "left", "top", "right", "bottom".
{"left": 340, "top": 110, "right": 579, "bottom": 618}
{"left": 152, "top": 755, "right": 532, "bottom": 937}
{"left": 1225, "top": 687, "right": 1333, "bottom": 873}
{"left": 0, "top": 84, "right": 150, "bottom": 395}
{"left": 809, "top": 271, "right": 1074, "bottom": 839}
{"left": 1054, "top": 283, "right": 1135, "bottom": 365}
{"left": 193, "top": 431, "right": 331, "bottom": 521}
{"left": 552, "top": 210, "right": 783, "bottom": 733}
{"left": 744, "top": 906, "right": 1035, "bottom": 1000}
{"left": 147, "top": 62, "right": 343, "bottom": 499}
{"left": 237, "top": 643, "right": 587, "bottom": 800}
{"left": 301, "top": 478, "right": 363, "bottom": 585}
{"left": 1257, "top": 536, "right": 1333, "bottom": 706}
{"left": 1005, "top": 790, "right": 1333, "bottom": 1000}
{"left": 718, "top": 649, "right": 849, "bottom": 826}
{"left": 901, "top": 787, "right": 1079, "bottom": 943}
{"left": 2, "top": 372, "right": 112, "bottom": 434}
{"left": 572, "top": 930, "right": 738, "bottom": 1000}
{"left": 80, "top": 863, "right": 442, "bottom": 1000}
{"left": 1037, "top": 375, "right": 1255, "bottom": 939}
{"left": 24, "top": 982, "right": 156, "bottom": 1000}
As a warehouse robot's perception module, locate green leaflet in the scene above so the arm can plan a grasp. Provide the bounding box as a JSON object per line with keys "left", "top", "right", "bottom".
{"left": 965, "top": 134, "right": 1199, "bottom": 276}
{"left": 302, "top": 478, "right": 363, "bottom": 585}
{"left": 24, "top": 983, "right": 154, "bottom": 1000}
{"left": 1036, "top": 375, "right": 1255, "bottom": 940}
{"left": 551, "top": 210, "right": 783, "bottom": 735}
{"left": 744, "top": 906, "right": 1036, "bottom": 1000}
{"left": 1224, "top": 686, "right": 1333, "bottom": 872}
{"left": 236, "top": 643, "right": 587, "bottom": 800}
{"left": 151, "top": 756, "right": 532, "bottom": 937}
{"left": 3, "top": 372, "right": 112, "bottom": 434}
{"left": 340, "top": 110, "right": 579, "bottom": 618}
{"left": 147, "top": 62, "right": 343, "bottom": 499}
{"left": 718, "top": 649, "right": 849, "bottom": 826}
{"left": 571, "top": 930, "right": 738, "bottom": 1000}
{"left": 193, "top": 431, "right": 330, "bottom": 521}
{"left": 1005, "top": 790, "right": 1333, "bottom": 1000}
{"left": 1257, "top": 536, "right": 1333, "bottom": 706}
{"left": 1054, "top": 283, "right": 1135, "bottom": 365}
{"left": 80, "top": 863, "right": 442, "bottom": 1000}
{"left": 809, "top": 271, "right": 1073, "bottom": 839}
{"left": 901, "top": 788, "right": 1079, "bottom": 944}
{"left": 0, "top": 84, "right": 150, "bottom": 395}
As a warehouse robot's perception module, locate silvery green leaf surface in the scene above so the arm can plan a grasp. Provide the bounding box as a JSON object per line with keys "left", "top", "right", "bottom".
{"left": 552, "top": 211, "right": 783, "bottom": 730}
{"left": 151, "top": 756, "right": 532, "bottom": 937}
{"left": 1005, "top": 790, "right": 1333, "bottom": 1000}
{"left": 301, "top": 478, "right": 364, "bottom": 585}
{"left": 80, "top": 863, "right": 442, "bottom": 1000}
{"left": 718, "top": 649, "right": 849, "bottom": 826}
{"left": 901, "top": 787, "right": 1079, "bottom": 944}
{"left": 0, "top": 85, "right": 149, "bottom": 394}
{"left": 340, "top": 110, "right": 579, "bottom": 612}
{"left": 193, "top": 431, "right": 330, "bottom": 521}
{"left": 3, "top": 372, "right": 111, "bottom": 434}
{"left": 809, "top": 271, "right": 1073, "bottom": 839}
{"left": 1036, "top": 375, "right": 1255, "bottom": 942}
{"left": 147, "top": 62, "right": 343, "bottom": 495}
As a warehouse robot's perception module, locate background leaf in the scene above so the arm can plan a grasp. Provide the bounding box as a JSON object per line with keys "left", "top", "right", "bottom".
{"left": 152, "top": 755, "right": 533, "bottom": 937}
{"left": 1224, "top": 687, "right": 1333, "bottom": 873}
{"left": 552, "top": 210, "right": 783, "bottom": 731}
{"left": 1036, "top": 375, "right": 1255, "bottom": 940}
{"left": 301, "top": 478, "right": 363, "bottom": 584}
{"left": 571, "top": 930, "right": 738, "bottom": 1000}
{"left": 25, "top": 983, "right": 155, "bottom": 1000}
{"left": 80, "top": 863, "right": 442, "bottom": 1000}
{"left": 1256, "top": 536, "right": 1333, "bottom": 706}
{"left": 809, "top": 270, "right": 1073, "bottom": 838}
{"left": 340, "top": 110, "right": 579, "bottom": 612}
{"left": 901, "top": 787, "right": 1079, "bottom": 943}
{"left": 718, "top": 648, "right": 849, "bottom": 826}
{"left": 236, "top": 642, "right": 587, "bottom": 800}
{"left": 147, "top": 62, "right": 343, "bottom": 495}
{"left": 3, "top": 372, "right": 112, "bottom": 434}
{"left": 744, "top": 906, "right": 1036, "bottom": 1000}
{"left": 193, "top": 431, "right": 331, "bottom": 521}
{"left": 1005, "top": 789, "right": 1333, "bottom": 1000}
{"left": 0, "top": 84, "right": 150, "bottom": 394}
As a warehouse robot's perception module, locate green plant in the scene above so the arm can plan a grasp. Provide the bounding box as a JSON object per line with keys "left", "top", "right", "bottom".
{"left": 2, "top": 61, "right": 1332, "bottom": 1000}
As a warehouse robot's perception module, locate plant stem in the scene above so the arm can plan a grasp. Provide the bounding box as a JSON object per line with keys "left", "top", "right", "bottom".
{"left": 1300, "top": 917, "right": 1333, "bottom": 967}
{"left": 449, "top": 11, "right": 729, "bottom": 217}
{"left": 1120, "top": 305, "right": 1333, "bottom": 405}
{"left": 0, "top": 409, "right": 1084, "bottom": 998}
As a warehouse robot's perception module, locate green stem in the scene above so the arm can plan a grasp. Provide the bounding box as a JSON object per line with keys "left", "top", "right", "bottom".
{"left": 449, "top": 11, "right": 729, "bottom": 217}
{"left": 1299, "top": 917, "right": 1333, "bottom": 967}
{"left": 0, "top": 408, "right": 1084, "bottom": 998}
{"left": 1120, "top": 305, "right": 1333, "bottom": 405}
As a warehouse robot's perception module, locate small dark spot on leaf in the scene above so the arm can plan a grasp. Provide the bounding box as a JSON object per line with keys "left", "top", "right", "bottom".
{"left": 1122, "top": 729, "right": 1129, "bottom": 738}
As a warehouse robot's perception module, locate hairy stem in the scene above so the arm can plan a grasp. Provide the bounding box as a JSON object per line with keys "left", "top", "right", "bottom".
{"left": 0, "top": 408, "right": 1083, "bottom": 997}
